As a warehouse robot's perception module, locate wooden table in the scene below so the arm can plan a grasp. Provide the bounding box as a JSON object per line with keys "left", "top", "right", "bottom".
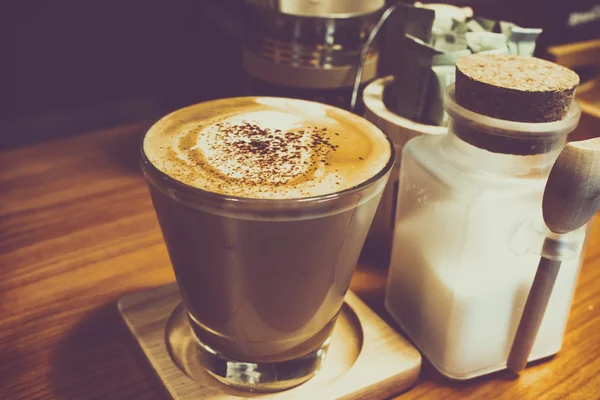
{"left": 1, "top": 122, "right": 599, "bottom": 400}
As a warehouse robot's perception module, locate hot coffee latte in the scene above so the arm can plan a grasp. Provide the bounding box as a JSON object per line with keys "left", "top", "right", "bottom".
{"left": 141, "top": 97, "right": 393, "bottom": 391}
{"left": 143, "top": 97, "right": 391, "bottom": 199}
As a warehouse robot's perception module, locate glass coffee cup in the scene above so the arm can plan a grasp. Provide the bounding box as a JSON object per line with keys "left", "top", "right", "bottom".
{"left": 141, "top": 97, "right": 394, "bottom": 391}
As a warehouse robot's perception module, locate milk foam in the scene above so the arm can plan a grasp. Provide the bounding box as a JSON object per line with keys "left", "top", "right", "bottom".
{"left": 143, "top": 97, "right": 391, "bottom": 199}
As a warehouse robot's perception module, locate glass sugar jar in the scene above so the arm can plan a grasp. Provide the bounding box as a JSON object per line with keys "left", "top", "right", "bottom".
{"left": 385, "top": 85, "right": 588, "bottom": 380}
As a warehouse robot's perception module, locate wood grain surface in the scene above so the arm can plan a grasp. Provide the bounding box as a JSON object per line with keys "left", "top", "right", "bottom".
{"left": 1, "top": 121, "right": 600, "bottom": 400}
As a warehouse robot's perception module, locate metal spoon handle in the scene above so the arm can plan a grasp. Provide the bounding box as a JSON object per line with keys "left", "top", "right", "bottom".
{"left": 350, "top": 4, "right": 396, "bottom": 112}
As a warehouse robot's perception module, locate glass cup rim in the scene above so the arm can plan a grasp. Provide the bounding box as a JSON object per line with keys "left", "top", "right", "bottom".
{"left": 140, "top": 98, "right": 395, "bottom": 206}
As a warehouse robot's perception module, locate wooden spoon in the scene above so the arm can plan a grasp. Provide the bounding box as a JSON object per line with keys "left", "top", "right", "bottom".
{"left": 507, "top": 137, "right": 600, "bottom": 374}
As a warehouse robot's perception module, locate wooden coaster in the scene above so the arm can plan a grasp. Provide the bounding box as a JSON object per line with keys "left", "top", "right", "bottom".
{"left": 118, "top": 283, "right": 421, "bottom": 399}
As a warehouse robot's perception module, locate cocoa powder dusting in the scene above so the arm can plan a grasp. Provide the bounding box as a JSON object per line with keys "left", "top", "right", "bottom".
{"left": 194, "top": 121, "right": 338, "bottom": 191}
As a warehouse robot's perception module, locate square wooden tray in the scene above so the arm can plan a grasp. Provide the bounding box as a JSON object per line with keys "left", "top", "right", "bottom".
{"left": 118, "top": 283, "right": 421, "bottom": 399}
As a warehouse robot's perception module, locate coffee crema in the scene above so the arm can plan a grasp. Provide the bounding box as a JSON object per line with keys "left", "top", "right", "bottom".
{"left": 143, "top": 97, "right": 391, "bottom": 199}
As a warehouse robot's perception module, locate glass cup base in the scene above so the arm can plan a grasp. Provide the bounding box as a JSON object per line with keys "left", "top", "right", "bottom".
{"left": 193, "top": 334, "right": 331, "bottom": 392}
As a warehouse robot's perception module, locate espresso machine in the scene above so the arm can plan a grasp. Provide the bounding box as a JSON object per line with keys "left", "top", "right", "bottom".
{"left": 242, "top": 0, "right": 385, "bottom": 111}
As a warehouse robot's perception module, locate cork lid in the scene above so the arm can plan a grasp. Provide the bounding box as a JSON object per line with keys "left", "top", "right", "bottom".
{"left": 455, "top": 54, "right": 579, "bottom": 123}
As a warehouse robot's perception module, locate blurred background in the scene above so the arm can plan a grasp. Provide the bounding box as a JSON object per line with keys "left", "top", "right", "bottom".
{"left": 3, "top": 0, "right": 599, "bottom": 150}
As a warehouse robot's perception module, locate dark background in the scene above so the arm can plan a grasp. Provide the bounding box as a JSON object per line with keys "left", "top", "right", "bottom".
{"left": 3, "top": 0, "right": 599, "bottom": 149}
